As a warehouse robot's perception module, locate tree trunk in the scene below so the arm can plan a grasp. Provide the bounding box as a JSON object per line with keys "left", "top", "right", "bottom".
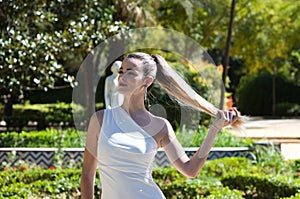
{"left": 272, "top": 74, "right": 276, "bottom": 116}
{"left": 220, "top": 0, "right": 236, "bottom": 110}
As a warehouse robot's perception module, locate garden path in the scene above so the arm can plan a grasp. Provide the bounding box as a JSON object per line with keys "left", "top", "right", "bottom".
{"left": 228, "top": 118, "right": 300, "bottom": 160}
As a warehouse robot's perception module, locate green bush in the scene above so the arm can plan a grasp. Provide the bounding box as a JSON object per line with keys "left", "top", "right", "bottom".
{"left": 276, "top": 102, "right": 300, "bottom": 116}
{"left": 0, "top": 128, "right": 251, "bottom": 148}
{"left": 0, "top": 168, "right": 101, "bottom": 199}
{"left": 199, "top": 157, "right": 255, "bottom": 178}
{"left": 0, "top": 129, "right": 85, "bottom": 147}
{"left": 176, "top": 127, "right": 253, "bottom": 147}
{"left": 0, "top": 157, "right": 299, "bottom": 198}
{"left": 221, "top": 172, "right": 300, "bottom": 199}
{"left": 0, "top": 102, "right": 89, "bottom": 131}
{"left": 236, "top": 72, "right": 300, "bottom": 116}
{"left": 281, "top": 192, "right": 300, "bottom": 199}
{"left": 204, "top": 186, "right": 243, "bottom": 199}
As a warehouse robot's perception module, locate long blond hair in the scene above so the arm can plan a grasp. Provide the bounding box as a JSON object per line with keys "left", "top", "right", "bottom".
{"left": 125, "top": 52, "right": 244, "bottom": 130}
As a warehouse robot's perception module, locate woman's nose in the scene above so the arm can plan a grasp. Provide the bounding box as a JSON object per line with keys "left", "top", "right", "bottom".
{"left": 118, "top": 74, "right": 123, "bottom": 82}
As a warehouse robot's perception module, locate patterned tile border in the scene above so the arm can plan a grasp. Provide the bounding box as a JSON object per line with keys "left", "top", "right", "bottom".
{"left": 154, "top": 147, "right": 256, "bottom": 168}
{"left": 0, "top": 147, "right": 256, "bottom": 169}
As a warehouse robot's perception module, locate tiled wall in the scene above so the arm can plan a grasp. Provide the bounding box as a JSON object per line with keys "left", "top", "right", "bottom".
{"left": 0, "top": 147, "right": 256, "bottom": 169}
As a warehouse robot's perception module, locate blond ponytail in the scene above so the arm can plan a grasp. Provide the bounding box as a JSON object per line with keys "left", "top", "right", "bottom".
{"left": 151, "top": 54, "right": 245, "bottom": 130}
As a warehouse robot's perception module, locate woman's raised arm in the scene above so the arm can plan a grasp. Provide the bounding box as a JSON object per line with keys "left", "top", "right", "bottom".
{"left": 162, "top": 109, "right": 238, "bottom": 178}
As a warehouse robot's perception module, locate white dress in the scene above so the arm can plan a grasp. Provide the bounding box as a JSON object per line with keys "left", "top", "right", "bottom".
{"left": 97, "top": 106, "right": 166, "bottom": 199}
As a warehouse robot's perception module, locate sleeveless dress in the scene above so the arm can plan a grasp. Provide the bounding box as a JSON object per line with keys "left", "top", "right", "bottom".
{"left": 97, "top": 106, "right": 166, "bottom": 199}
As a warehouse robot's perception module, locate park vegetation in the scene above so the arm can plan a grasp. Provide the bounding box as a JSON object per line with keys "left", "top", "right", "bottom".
{"left": 1, "top": 0, "right": 300, "bottom": 198}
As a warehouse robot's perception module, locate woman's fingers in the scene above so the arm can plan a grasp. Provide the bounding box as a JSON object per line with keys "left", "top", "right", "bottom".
{"left": 217, "top": 110, "right": 226, "bottom": 121}
{"left": 219, "top": 108, "right": 240, "bottom": 127}
{"left": 215, "top": 108, "right": 241, "bottom": 128}
{"left": 232, "top": 107, "right": 239, "bottom": 123}
{"left": 227, "top": 107, "right": 240, "bottom": 124}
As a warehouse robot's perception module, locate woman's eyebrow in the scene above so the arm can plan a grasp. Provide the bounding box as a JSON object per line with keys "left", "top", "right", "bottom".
{"left": 124, "top": 66, "right": 137, "bottom": 71}
{"left": 120, "top": 64, "right": 137, "bottom": 72}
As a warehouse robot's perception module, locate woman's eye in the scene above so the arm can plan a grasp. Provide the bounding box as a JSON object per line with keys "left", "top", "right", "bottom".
{"left": 118, "top": 70, "right": 123, "bottom": 74}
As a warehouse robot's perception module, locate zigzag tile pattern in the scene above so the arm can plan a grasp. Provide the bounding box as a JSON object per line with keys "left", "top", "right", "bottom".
{"left": 21, "top": 151, "right": 54, "bottom": 168}
{"left": 0, "top": 148, "right": 256, "bottom": 168}
{"left": 0, "top": 153, "right": 8, "bottom": 165}
{"left": 63, "top": 151, "right": 84, "bottom": 163}
{"left": 153, "top": 150, "right": 256, "bottom": 168}
{"left": 0, "top": 151, "right": 54, "bottom": 168}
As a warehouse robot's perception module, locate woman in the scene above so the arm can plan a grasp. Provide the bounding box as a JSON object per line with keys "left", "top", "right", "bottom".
{"left": 81, "top": 52, "right": 241, "bottom": 199}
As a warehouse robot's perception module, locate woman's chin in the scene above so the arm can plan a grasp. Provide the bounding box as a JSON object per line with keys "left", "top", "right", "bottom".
{"left": 117, "top": 88, "right": 127, "bottom": 95}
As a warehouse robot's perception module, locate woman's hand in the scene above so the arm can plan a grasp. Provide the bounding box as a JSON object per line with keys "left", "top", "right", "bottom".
{"left": 212, "top": 108, "right": 239, "bottom": 130}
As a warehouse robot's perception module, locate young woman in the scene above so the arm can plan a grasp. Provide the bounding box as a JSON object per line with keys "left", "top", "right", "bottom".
{"left": 80, "top": 52, "right": 241, "bottom": 199}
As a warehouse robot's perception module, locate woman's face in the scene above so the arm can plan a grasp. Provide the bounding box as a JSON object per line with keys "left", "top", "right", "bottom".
{"left": 118, "top": 58, "right": 146, "bottom": 96}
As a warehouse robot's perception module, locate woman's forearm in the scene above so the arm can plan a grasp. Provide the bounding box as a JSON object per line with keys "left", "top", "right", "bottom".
{"left": 181, "top": 126, "right": 220, "bottom": 178}
{"left": 197, "top": 125, "right": 219, "bottom": 158}
{"left": 80, "top": 174, "right": 95, "bottom": 199}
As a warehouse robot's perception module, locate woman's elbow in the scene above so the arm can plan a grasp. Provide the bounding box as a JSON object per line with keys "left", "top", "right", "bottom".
{"left": 179, "top": 167, "right": 199, "bottom": 178}
{"left": 182, "top": 161, "right": 205, "bottom": 178}
{"left": 185, "top": 170, "right": 199, "bottom": 178}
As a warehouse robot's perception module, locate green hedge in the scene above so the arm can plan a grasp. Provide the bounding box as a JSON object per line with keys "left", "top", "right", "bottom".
{"left": 177, "top": 127, "right": 253, "bottom": 147}
{"left": 221, "top": 173, "right": 300, "bottom": 199}
{"left": 0, "top": 102, "right": 84, "bottom": 130}
{"left": 0, "top": 102, "right": 105, "bottom": 131}
{"left": 0, "top": 129, "right": 85, "bottom": 147}
{"left": 0, "top": 157, "right": 299, "bottom": 198}
{"left": 0, "top": 168, "right": 101, "bottom": 199}
{"left": 0, "top": 128, "right": 252, "bottom": 148}
{"left": 236, "top": 72, "right": 300, "bottom": 116}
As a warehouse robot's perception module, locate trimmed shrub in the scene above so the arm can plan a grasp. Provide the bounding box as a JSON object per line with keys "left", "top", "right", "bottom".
{"left": 0, "top": 102, "right": 89, "bottom": 131}
{"left": 0, "top": 128, "right": 251, "bottom": 148}
{"left": 221, "top": 171, "right": 300, "bottom": 199}
{"left": 236, "top": 72, "right": 300, "bottom": 116}
{"left": 0, "top": 168, "right": 101, "bottom": 199}
{"left": 0, "top": 129, "right": 85, "bottom": 147}
{"left": 0, "top": 157, "right": 299, "bottom": 198}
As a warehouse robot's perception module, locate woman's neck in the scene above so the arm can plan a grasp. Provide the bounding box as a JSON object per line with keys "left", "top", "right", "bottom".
{"left": 121, "top": 93, "right": 147, "bottom": 115}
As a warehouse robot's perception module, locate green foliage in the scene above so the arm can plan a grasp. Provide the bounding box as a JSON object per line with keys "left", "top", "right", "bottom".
{"left": 200, "top": 157, "right": 253, "bottom": 178}
{"left": 175, "top": 126, "right": 253, "bottom": 148}
{"left": 0, "top": 168, "right": 101, "bottom": 198}
{"left": 236, "top": 72, "right": 300, "bottom": 116}
{"left": 0, "top": 127, "right": 251, "bottom": 148}
{"left": 232, "top": 0, "right": 300, "bottom": 74}
{"left": 0, "top": 129, "right": 85, "bottom": 148}
{"left": 154, "top": 157, "right": 300, "bottom": 199}
{"left": 221, "top": 172, "right": 300, "bottom": 199}
{"left": 0, "top": 102, "right": 90, "bottom": 130}
{"left": 154, "top": 0, "right": 231, "bottom": 49}
{"left": 281, "top": 192, "right": 300, "bottom": 199}
{"left": 0, "top": 157, "right": 299, "bottom": 198}
{"left": 0, "top": 0, "right": 129, "bottom": 98}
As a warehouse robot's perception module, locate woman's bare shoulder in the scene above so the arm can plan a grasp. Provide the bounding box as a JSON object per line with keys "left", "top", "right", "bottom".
{"left": 88, "top": 110, "right": 105, "bottom": 135}
{"left": 149, "top": 113, "right": 173, "bottom": 133}
{"left": 94, "top": 109, "right": 105, "bottom": 124}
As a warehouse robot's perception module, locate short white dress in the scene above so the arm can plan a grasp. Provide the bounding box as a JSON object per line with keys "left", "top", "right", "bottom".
{"left": 97, "top": 106, "right": 166, "bottom": 199}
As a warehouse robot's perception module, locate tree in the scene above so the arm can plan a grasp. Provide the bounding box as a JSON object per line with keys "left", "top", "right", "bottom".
{"left": 0, "top": 0, "right": 133, "bottom": 130}
{"left": 231, "top": 0, "right": 300, "bottom": 115}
